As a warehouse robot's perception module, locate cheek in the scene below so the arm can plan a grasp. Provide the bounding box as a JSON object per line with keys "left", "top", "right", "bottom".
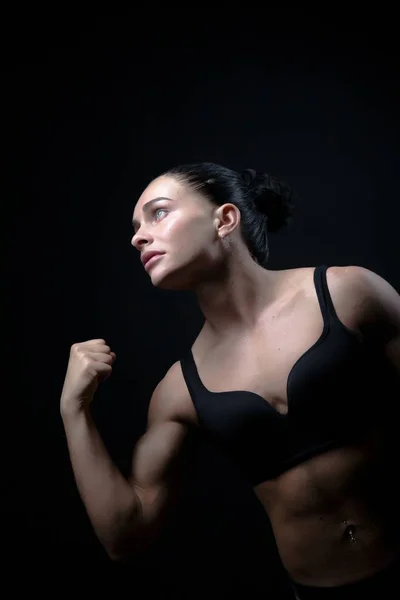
{"left": 164, "top": 216, "right": 191, "bottom": 239}
{"left": 164, "top": 214, "right": 212, "bottom": 248}
{"left": 162, "top": 215, "right": 217, "bottom": 265}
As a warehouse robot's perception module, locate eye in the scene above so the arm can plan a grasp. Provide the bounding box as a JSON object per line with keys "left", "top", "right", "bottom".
{"left": 154, "top": 208, "right": 167, "bottom": 221}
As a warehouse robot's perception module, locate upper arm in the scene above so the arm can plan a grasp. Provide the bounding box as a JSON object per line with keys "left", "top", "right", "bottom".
{"left": 128, "top": 362, "right": 192, "bottom": 542}
{"left": 334, "top": 265, "right": 400, "bottom": 376}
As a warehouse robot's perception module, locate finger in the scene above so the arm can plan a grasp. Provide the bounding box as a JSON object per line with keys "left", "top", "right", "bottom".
{"left": 87, "top": 352, "right": 115, "bottom": 363}
{"left": 86, "top": 343, "right": 111, "bottom": 353}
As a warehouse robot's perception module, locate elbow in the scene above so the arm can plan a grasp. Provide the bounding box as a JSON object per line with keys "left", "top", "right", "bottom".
{"left": 106, "top": 548, "right": 122, "bottom": 562}
{"left": 101, "top": 509, "right": 159, "bottom": 562}
{"left": 104, "top": 534, "right": 149, "bottom": 563}
{"left": 102, "top": 502, "right": 146, "bottom": 562}
{"left": 104, "top": 542, "right": 136, "bottom": 562}
{"left": 106, "top": 548, "right": 128, "bottom": 562}
{"left": 106, "top": 545, "right": 145, "bottom": 563}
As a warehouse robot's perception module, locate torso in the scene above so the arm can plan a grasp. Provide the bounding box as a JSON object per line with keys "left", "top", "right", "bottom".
{"left": 170, "top": 266, "right": 400, "bottom": 586}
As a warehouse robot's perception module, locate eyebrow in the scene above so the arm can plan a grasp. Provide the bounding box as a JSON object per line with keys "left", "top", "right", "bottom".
{"left": 132, "top": 197, "right": 173, "bottom": 229}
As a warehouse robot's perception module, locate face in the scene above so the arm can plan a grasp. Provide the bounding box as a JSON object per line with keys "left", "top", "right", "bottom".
{"left": 131, "top": 175, "right": 239, "bottom": 290}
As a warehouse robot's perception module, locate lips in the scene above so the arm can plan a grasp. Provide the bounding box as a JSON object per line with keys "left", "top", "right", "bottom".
{"left": 144, "top": 254, "right": 163, "bottom": 269}
{"left": 141, "top": 251, "right": 163, "bottom": 266}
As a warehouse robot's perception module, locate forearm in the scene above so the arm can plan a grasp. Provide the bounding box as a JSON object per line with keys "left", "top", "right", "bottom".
{"left": 61, "top": 405, "right": 140, "bottom": 558}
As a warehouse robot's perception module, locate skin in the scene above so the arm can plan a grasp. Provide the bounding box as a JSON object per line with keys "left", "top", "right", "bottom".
{"left": 131, "top": 175, "right": 289, "bottom": 325}
{"left": 129, "top": 175, "right": 400, "bottom": 586}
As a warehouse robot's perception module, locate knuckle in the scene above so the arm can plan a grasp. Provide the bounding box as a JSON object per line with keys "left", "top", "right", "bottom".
{"left": 77, "top": 346, "right": 87, "bottom": 358}
{"left": 82, "top": 355, "right": 92, "bottom": 368}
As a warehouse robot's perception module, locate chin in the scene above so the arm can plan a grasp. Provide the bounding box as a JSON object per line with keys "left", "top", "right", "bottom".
{"left": 149, "top": 261, "right": 208, "bottom": 292}
{"left": 147, "top": 263, "right": 188, "bottom": 291}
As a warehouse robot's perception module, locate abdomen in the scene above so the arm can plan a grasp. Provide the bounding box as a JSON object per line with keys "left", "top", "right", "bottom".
{"left": 254, "top": 430, "right": 400, "bottom": 586}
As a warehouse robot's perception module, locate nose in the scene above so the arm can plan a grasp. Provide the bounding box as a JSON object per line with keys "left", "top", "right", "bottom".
{"left": 131, "top": 229, "right": 151, "bottom": 251}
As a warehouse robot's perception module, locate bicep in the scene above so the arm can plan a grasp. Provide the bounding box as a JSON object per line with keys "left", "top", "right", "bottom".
{"left": 128, "top": 371, "right": 192, "bottom": 530}
{"left": 128, "top": 419, "right": 190, "bottom": 543}
{"left": 129, "top": 418, "right": 189, "bottom": 497}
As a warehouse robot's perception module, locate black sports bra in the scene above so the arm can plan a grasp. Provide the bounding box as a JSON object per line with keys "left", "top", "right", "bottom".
{"left": 180, "top": 265, "right": 393, "bottom": 486}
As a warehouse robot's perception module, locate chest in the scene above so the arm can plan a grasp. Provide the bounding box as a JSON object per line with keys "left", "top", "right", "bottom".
{"left": 176, "top": 271, "right": 389, "bottom": 485}
{"left": 190, "top": 295, "right": 329, "bottom": 416}
{"left": 179, "top": 297, "right": 377, "bottom": 440}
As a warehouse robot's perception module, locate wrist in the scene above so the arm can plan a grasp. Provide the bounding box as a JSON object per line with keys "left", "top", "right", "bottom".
{"left": 60, "top": 398, "right": 91, "bottom": 420}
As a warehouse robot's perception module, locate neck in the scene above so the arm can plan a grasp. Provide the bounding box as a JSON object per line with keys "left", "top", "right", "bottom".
{"left": 194, "top": 254, "right": 286, "bottom": 337}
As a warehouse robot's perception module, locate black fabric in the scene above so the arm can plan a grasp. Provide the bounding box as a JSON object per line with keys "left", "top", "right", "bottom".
{"left": 180, "top": 265, "right": 395, "bottom": 485}
{"left": 291, "top": 560, "right": 399, "bottom": 599}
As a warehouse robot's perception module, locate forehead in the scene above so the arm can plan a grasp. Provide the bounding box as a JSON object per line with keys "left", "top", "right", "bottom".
{"left": 135, "top": 176, "right": 182, "bottom": 212}
{"left": 133, "top": 175, "right": 208, "bottom": 228}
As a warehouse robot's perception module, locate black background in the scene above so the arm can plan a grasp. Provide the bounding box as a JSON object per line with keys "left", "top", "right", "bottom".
{"left": 4, "top": 7, "right": 399, "bottom": 598}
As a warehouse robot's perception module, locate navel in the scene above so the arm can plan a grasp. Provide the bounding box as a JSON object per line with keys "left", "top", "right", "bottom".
{"left": 343, "top": 520, "right": 357, "bottom": 544}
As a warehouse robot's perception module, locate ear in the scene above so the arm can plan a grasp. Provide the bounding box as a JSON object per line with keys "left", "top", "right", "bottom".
{"left": 214, "top": 203, "right": 241, "bottom": 238}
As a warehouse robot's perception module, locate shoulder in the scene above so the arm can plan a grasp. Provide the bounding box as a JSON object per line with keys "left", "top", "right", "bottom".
{"left": 147, "top": 359, "right": 197, "bottom": 427}
{"left": 291, "top": 264, "right": 400, "bottom": 344}
{"left": 325, "top": 265, "right": 400, "bottom": 343}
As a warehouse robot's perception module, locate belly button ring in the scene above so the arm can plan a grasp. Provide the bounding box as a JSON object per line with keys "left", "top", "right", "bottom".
{"left": 343, "top": 520, "right": 357, "bottom": 544}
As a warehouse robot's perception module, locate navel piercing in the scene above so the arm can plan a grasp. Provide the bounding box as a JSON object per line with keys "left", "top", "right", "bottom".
{"left": 343, "top": 521, "right": 357, "bottom": 544}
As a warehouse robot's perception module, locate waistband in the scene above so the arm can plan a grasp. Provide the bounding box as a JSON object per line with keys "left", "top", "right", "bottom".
{"left": 291, "top": 560, "right": 399, "bottom": 599}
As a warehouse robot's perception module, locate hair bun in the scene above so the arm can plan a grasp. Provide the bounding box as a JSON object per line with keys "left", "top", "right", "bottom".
{"left": 242, "top": 169, "right": 294, "bottom": 233}
{"left": 241, "top": 168, "right": 257, "bottom": 186}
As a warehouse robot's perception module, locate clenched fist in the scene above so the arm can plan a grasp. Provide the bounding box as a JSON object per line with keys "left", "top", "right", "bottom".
{"left": 60, "top": 339, "right": 116, "bottom": 413}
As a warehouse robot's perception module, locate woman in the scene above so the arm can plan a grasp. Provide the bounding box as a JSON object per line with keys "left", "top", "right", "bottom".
{"left": 61, "top": 162, "right": 400, "bottom": 598}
